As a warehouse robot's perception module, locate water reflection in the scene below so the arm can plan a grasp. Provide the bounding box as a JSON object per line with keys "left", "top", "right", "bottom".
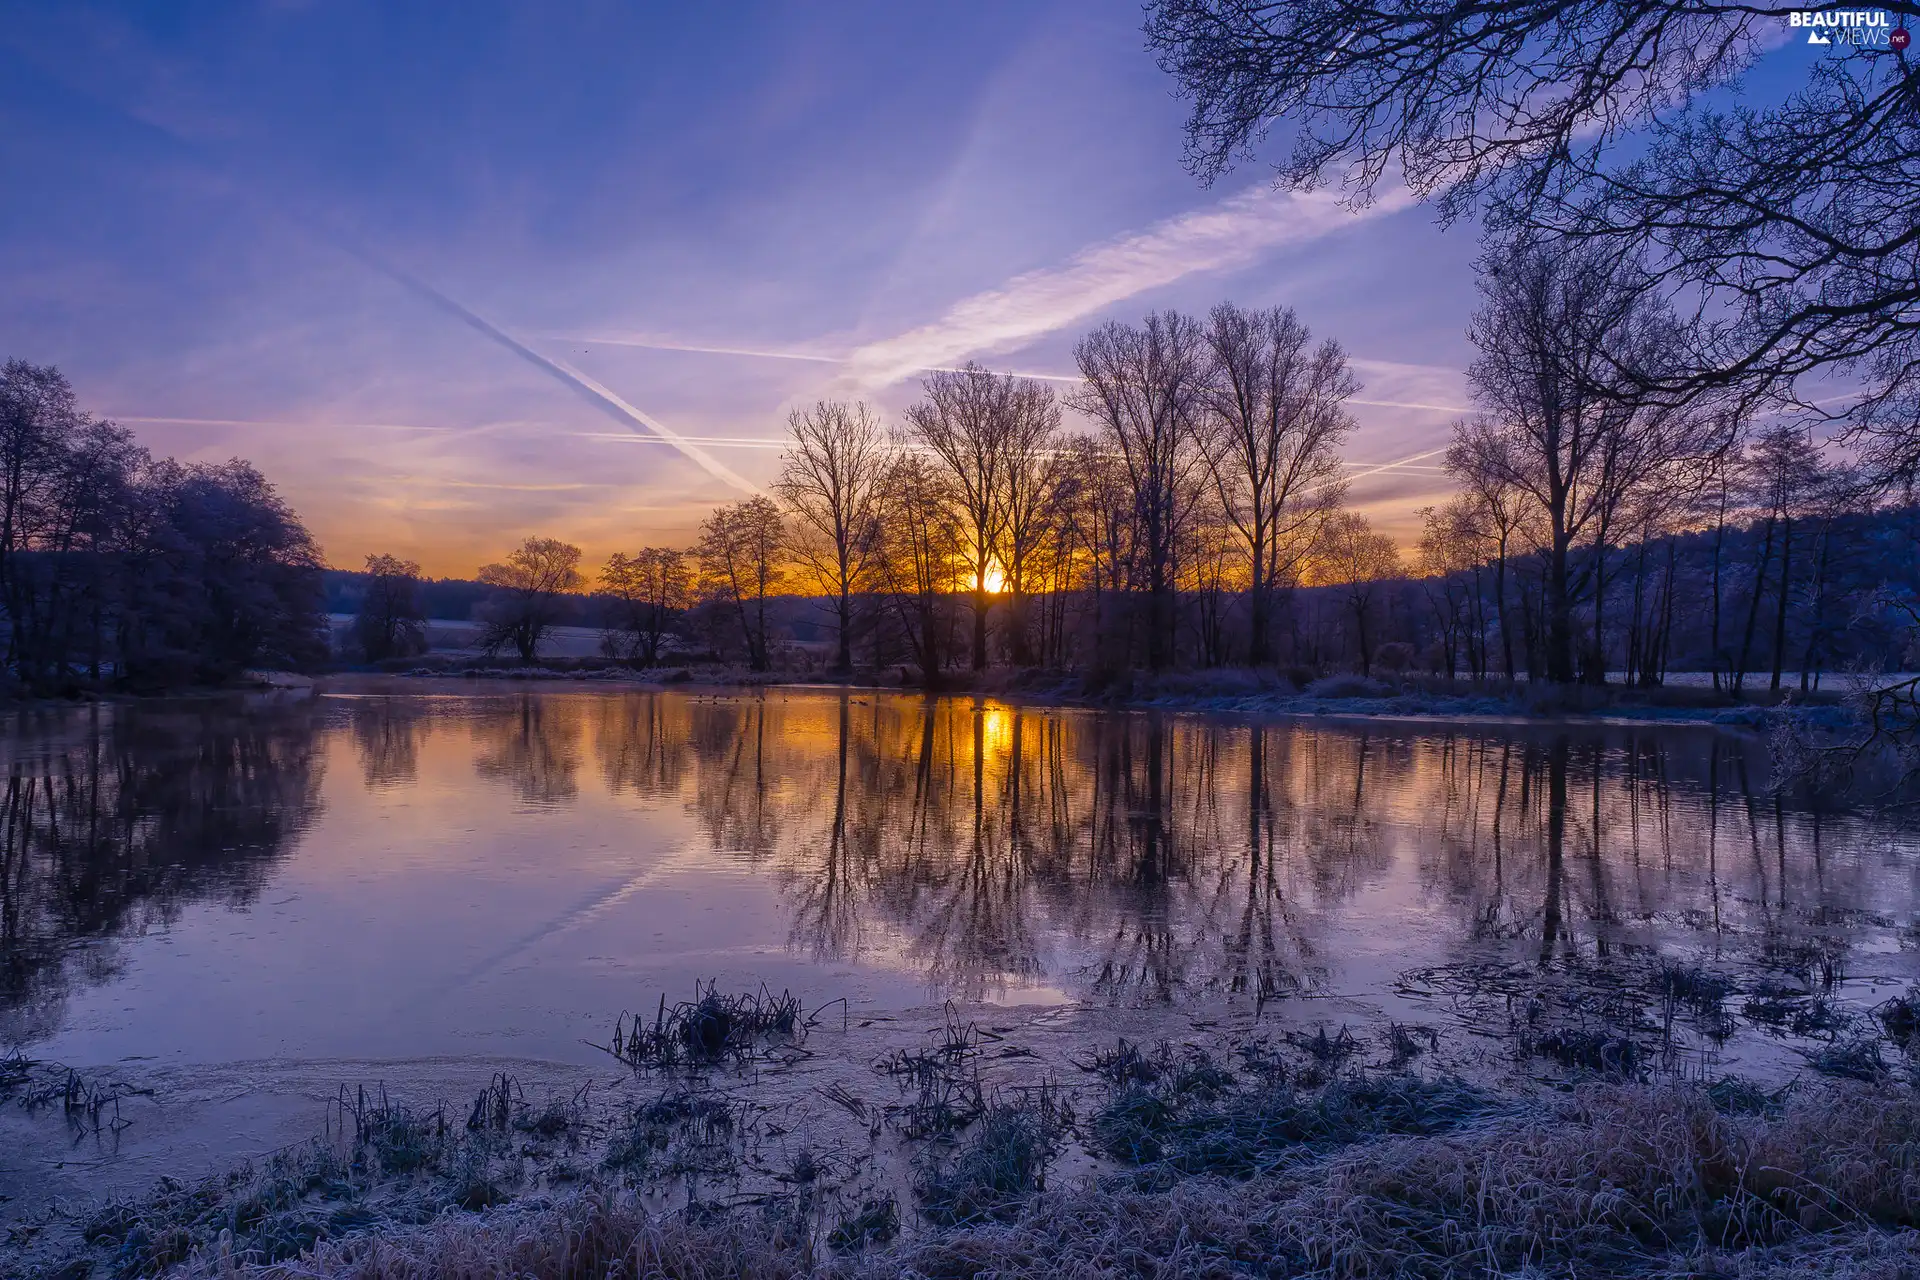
{"left": 5, "top": 688, "right": 1915, "bottom": 1061}
{"left": 555, "top": 691, "right": 1916, "bottom": 1006}
{"left": 347, "top": 696, "right": 435, "bottom": 789}
{"left": 474, "top": 698, "right": 584, "bottom": 805}
{"left": 0, "top": 700, "right": 324, "bottom": 1044}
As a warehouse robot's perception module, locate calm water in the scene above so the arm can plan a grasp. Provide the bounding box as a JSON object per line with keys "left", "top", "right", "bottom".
{"left": 3, "top": 683, "right": 1917, "bottom": 1071}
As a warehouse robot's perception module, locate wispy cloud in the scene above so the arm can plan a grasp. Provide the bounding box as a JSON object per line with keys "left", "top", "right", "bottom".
{"left": 547, "top": 334, "right": 844, "bottom": 365}
{"left": 333, "top": 245, "right": 766, "bottom": 495}
{"left": 1343, "top": 446, "right": 1453, "bottom": 484}
{"left": 577, "top": 432, "right": 791, "bottom": 450}
{"left": 841, "top": 184, "right": 1419, "bottom": 388}
{"left": 546, "top": 332, "right": 1088, "bottom": 385}
{"left": 1346, "top": 358, "right": 1471, "bottom": 415}
{"left": 113, "top": 415, "right": 455, "bottom": 432}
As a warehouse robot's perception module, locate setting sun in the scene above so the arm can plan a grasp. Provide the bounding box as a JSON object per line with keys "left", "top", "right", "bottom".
{"left": 982, "top": 561, "right": 1006, "bottom": 594}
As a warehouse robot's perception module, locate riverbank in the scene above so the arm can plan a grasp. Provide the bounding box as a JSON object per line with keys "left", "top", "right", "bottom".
{"left": 176, "top": 1081, "right": 1920, "bottom": 1278}
{"left": 8, "top": 987, "right": 1920, "bottom": 1279}
{"left": 333, "top": 661, "right": 1868, "bottom": 732}
{"left": 2, "top": 661, "right": 1865, "bottom": 735}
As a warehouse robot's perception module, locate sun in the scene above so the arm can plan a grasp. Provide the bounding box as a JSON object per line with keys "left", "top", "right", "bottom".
{"left": 982, "top": 561, "right": 1006, "bottom": 594}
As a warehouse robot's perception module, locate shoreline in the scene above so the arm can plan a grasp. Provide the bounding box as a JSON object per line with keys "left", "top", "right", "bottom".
{"left": 7, "top": 992, "right": 1919, "bottom": 1278}
{"left": 309, "top": 665, "right": 1862, "bottom": 733}
{"left": 0, "top": 664, "right": 1871, "bottom": 735}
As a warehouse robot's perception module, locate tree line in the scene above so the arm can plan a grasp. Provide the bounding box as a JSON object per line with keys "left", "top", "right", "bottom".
{"left": 360, "top": 278, "right": 1913, "bottom": 695}
{"left": 1143, "top": 0, "right": 1920, "bottom": 752}
{"left": 360, "top": 302, "right": 1373, "bottom": 683}
{"left": 0, "top": 360, "right": 326, "bottom": 695}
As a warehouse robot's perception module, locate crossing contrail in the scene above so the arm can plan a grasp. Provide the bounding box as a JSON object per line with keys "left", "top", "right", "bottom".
{"left": 1342, "top": 446, "right": 1453, "bottom": 484}
{"left": 23, "top": 87, "right": 763, "bottom": 495}
{"left": 336, "top": 245, "right": 763, "bottom": 495}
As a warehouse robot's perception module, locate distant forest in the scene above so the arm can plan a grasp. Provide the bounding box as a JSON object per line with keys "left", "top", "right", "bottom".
{"left": 333, "top": 502, "right": 1920, "bottom": 694}
{"left": 10, "top": 283, "right": 1920, "bottom": 703}
{"left": 0, "top": 360, "right": 324, "bottom": 696}
{"left": 337, "top": 294, "right": 1918, "bottom": 700}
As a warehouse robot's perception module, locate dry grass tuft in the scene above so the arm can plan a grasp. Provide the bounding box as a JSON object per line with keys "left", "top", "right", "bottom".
{"left": 147, "top": 1078, "right": 1920, "bottom": 1279}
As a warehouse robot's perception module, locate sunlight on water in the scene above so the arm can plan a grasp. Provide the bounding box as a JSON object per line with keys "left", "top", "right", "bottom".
{"left": 1, "top": 684, "right": 1915, "bottom": 1073}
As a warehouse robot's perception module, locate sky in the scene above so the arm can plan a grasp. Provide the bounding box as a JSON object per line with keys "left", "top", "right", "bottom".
{"left": 0, "top": 2, "right": 1813, "bottom": 577}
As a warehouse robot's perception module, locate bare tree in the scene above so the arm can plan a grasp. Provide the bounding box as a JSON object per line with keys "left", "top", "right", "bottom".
{"left": 774, "top": 400, "right": 889, "bottom": 674}
{"left": 599, "top": 547, "right": 689, "bottom": 666}
{"left": 1445, "top": 421, "right": 1533, "bottom": 680}
{"left": 697, "top": 497, "right": 785, "bottom": 672}
{"left": 873, "top": 451, "right": 962, "bottom": 687}
{"left": 1072, "top": 312, "right": 1210, "bottom": 671}
{"left": 1057, "top": 432, "right": 1137, "bottom": 674}
{"left": 354, "top": 553, "right": 427, "bottom": 662}
{"left": 1454, "top": 238, "right": 1719, "bottom": 684}
{"left": 1147, "top": 1, "right": 1920, "bottom": 488}
{"left": 1312, "top": 511, "right": 1401, "bottom": 676}
{"left": 905, "top": 364, "right": 1016, "bottom": 671}
{"left": 1735, "top": 423, "right": 1831, "bottom": 695}
{"left": 994, "top": 379, "right": 1063, "bottom": 667}
{"left": 1418, "top": 501, "right": 1481, "bottom": 680}
{"left": 1183, "top": 506, "right": 1238, "bottom": 667}
{"left": 477, "top": 536, "right": 584, "bottom": 663}
{"left": 1199, "top": 302, "right": 1355, "bottom": 664}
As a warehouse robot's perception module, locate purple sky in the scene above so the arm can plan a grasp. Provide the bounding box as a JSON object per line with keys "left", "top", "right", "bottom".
{"left": 0, "top": 3, "right": 1812, "bottom": 576}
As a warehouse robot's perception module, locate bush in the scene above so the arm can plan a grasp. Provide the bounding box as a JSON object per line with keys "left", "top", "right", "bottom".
{"left": 1372, "top": 641, "right": 1415, "bottom": 673}
{"left": 1305, "top": 673, "right": 1390, "bottom": 699}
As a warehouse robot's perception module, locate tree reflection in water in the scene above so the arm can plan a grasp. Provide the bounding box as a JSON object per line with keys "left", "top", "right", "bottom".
{"left": 472, "top": 696, "right": 583, "bottom": 806}
{"left": 0, "top": 699, "right": 323, "bottom": 1044}
{"left": 347, "top": 695, "right": 437, "bottom": 790}
{"left": 583, "top": 692, "right": 1912, "bottom": 1005}
{"left": 5, "top": 689, "right": 1911, "bottom": 1050}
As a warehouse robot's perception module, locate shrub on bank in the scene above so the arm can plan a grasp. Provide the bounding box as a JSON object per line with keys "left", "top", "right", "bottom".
{"left": 137, "top": 1076, "right": 1920, "bottom": 1280}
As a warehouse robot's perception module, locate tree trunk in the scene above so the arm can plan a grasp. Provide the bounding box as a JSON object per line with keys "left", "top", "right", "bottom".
{"left": 1800, "top": 520, "right": 1833, "bottom": 693}
{"left": 1586, "top": 537, "right": 1609, "bottom": 685}
{"left": 1769, "top": 516, "right": 1792, "bottom": 694}
{"left": 1354, "top": 595, "right": 1373, "bottom": 676}
{"left": 1733, "top": 516, "right": 1775, "bottom": 697}
{"left": 1248, "top": 548, "right": 1270, "bottom": 666}
{"left": 971, "top": 588, "right": 988, "bottom": 672}
{"left": 1709, "top": 495, "right": 1728, "bottom": 691}
{"left": 1547, "top": 535, "right": 1576, "bottom": 684}
{"left": 1494, "top": 548, "right": 1515, "bottom": 680}
{"left": 836, "top": 585, "right": 853, "bottom": 674}
{"left": 757, "top": 593, "right": 770, "bottom": 671}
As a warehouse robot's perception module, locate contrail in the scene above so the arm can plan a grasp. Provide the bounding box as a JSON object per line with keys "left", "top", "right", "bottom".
{"left": 557, "top": 334, "right": 844, "bottom": 364}
{"left": 16, "top": 83, "right": 760, "bottom": 495}
{"left": 556, "top": 333, "right": 1088, "bottom": 385}
{"left": 1348, "top": 398, "right": 1470, "bottom": 413}
{"left": 1342, "top": 446, "right": 1453, "bottom": 484}
{"left": 113, "top": 415, "right": 453, "bottom": 432}
{"left": 1291, "top": 445, "right": 1454, "bottom": 499}
{"left": 842, "top": 184, "right": 1420, "bottom": 388}
{"left": 336, "top": 246, "right": 763, "bottom": 495}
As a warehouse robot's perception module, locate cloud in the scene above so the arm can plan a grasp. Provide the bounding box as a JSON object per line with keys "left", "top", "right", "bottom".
{"left": 842, "top": 184, "right": 1420, "bottom": 387}
{"left": 1346, "top": 358, "right": 1471, "bottom": 415}
{"left": 112, "top": 415, "right": 455, "bottom": 432}
{"left": 334, "top": 244, "right": 766, "bottom": 496}
{"left": 1342, "top": 446, "right": 1453, "bottom": 484}
{"left": 547, "top": 334, "right": 845, "bottom": 365}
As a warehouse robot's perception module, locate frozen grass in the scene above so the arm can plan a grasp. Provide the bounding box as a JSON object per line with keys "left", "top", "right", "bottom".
{"left": 1090, "top": 1060, "right": 1499, "bottom": 1181}
{"left": 597, "top": 982, "right": 810, "bottom": 1069}
{"left": 160, "top": 1079, "right": 1920, "bottom": 1279}
{"left": 914, "top": 1086, "right": 1070, "bottom": 1226}
{"left": 34, "top": 988, "right": 1920, "bottom": 1279}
